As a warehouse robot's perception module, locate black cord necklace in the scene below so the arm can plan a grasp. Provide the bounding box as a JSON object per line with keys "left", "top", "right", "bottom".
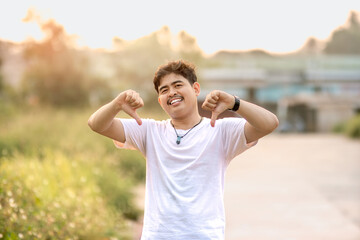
{"left": 171, "top": 118, "right": 203, "bottom": 145}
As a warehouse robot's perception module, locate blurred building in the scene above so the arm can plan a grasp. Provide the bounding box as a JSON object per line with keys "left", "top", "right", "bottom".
{"left": 199, "top": 55, "right": 360, "bottom": 132}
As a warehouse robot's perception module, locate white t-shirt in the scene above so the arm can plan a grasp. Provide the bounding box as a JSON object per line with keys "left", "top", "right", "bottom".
{"left": 116, "top": 117, "right": 255, "bottom": 240}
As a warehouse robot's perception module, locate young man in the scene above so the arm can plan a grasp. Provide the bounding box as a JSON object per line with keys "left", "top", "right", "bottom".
{"left": 88, "top": 60, "right": 279, "bottom": 240}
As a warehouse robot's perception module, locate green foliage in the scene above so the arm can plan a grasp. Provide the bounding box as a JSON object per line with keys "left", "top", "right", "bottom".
{"left": 0, "top": 107, "right": 146, "bottom": 239}
{"left": 0, "top": 153, "right": 127, "bottom": 240}
{"left": 345, "top": 114, "right": 360, "bottom": 138}
{"left": 0, "top": 73, "right": 3, "bottom": 94}
{"left": 333, "top": 114, "right": 360, "bottom": 138}
{"left": 332, "top": 121, "right": 346, "bottom": 133}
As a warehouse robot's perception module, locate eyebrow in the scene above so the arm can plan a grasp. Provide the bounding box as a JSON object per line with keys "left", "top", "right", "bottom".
{"left": 158, "top": 80, "right": 184, "bottom": 92}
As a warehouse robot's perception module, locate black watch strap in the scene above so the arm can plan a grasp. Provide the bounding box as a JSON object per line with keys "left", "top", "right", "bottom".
{"left": 229, "top": 96, "right": 240, "bottom": 111}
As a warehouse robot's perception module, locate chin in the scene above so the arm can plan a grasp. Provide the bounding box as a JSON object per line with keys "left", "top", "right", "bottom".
{"left": 167, "top": 109, "right": 186, "bottom": 120}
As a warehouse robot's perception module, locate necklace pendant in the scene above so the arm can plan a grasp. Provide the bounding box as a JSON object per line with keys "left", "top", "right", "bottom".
{"left": 171, "top": 118, "right": 202, "bottom": 146}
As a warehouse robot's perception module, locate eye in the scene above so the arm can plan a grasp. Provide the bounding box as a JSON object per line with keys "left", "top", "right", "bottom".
{"left": 160, "top": 89, "right": 168, "bottom": 94}
{"left": 175, "top": 84, "right": 182, "bottom": 88}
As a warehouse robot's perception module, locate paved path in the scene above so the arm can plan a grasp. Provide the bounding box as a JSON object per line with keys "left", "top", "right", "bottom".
{"left": 224, "top": 134, "right": 360, "bottom": 240}
{"left": 131, "top": 134, "right": 360, "bottom": 239}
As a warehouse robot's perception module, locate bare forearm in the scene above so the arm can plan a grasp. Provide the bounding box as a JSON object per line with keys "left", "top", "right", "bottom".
{"left": 88, "top": 100, "right": 120, "bottom": 133}
{"left": 202, "top": 90, "right": 278, "bottom": 142}
{"left": 236, "top": 99, "right": 279, "bottom": 134}
{"left": 88, "top": 90, "right": 144, "bottom": 137}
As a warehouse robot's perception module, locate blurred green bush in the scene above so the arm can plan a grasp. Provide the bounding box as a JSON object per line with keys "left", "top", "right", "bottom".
{"left": 0, "top": 106, "right": 146, "bottom": 239}
{"left": 345, "top": 114, "right": 360, "bottom": 138}
{"left": 333, "top": 114, "right": 360, "bottom": 138}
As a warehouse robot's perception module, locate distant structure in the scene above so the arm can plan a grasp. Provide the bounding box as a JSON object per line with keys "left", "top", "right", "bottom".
{"left": 199, "top": 55, "right": 360, "bottom": 132}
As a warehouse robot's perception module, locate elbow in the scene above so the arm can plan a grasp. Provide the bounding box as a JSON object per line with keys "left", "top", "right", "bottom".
{"left": 273, "top": 116, "right": 280, "bottom": 131}
{"left": 268, "top": 115, "right": 279, "bottom": 133}
{"left": 262, "top": 114, "right": 279, "bottom": 135}
{"left": 88, "top": 118, "right": 95, "bottom": 131}
{"left": 88, "top": 116, "right": 110, "bottom": 134}
{"left": 87, "top": 117, "right": 98, "bottom": 132}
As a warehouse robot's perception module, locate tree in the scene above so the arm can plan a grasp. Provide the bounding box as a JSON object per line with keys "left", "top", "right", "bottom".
{"left": 324, "top": 11, "right": 360, "bottom": 55}
{"left": 0, "top": 46, "right": 3, "bottom": 94}
{"left": 301, "top": 37, "right": 321, "bottom": 55}
{"left": 177, "top": 30, "right": 203, "bottom": 64}
{"left": 21, "top": 10, "right": 110, "bottom": 107}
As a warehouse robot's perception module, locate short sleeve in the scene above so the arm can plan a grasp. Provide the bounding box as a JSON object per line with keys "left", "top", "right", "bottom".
{"left": 113, "top": 118, "right": 148, "bottom": 155}
{"left": 220, "top": 117, "right": 257, "bottom": 163}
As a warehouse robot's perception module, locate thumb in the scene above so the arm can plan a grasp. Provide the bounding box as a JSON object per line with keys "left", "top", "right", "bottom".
{"left": 128, "top": 109, "right": 142, "bottom": 125}
{"left": 210, "top": 111, "right": 219, "bottom": 127}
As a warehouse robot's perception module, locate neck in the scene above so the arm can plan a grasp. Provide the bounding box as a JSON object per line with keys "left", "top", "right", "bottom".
{"left": 171, "top": 113, "right": 202, "bottom": 130}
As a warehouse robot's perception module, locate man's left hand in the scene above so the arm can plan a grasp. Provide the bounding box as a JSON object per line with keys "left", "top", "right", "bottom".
{"left": 201, "top": 90, "right": 235, "bottom": 127}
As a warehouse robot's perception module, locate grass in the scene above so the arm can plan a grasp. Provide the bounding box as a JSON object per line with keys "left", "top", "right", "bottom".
{"left": 0, "top": 105, "right": 149, "bottom": 240}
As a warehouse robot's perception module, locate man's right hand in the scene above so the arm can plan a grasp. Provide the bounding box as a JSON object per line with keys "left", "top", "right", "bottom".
{"left": 112, "top": 90, "right": 144, "bottom": 125}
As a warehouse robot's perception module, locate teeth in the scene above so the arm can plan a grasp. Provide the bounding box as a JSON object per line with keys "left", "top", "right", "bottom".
{"left": 170, "top": 99, "right": 182, "bottom": 105}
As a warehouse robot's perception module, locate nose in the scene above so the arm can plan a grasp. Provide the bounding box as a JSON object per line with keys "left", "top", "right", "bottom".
{"left": 168, "top": 87, "right": 178, "bottom": 97}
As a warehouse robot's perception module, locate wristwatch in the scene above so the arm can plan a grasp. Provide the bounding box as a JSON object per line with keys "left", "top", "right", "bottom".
{"left": 229, "top": 96, "right": 240, "bottom": 111}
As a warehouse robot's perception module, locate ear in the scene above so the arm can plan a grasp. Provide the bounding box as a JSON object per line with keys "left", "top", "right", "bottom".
{"left": 193, "top": 82, "right": 200, "bottom": 96}
{"left": 158, "top": 97, "right": 161, "bottom": 104}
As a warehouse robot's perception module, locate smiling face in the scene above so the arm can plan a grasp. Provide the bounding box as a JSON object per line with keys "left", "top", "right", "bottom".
{"left": 158, "top": 73, "right": 200, "bottom": 121}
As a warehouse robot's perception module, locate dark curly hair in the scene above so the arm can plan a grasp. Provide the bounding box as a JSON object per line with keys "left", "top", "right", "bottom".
{"left": 153, "top": 60, "right": 197, "bottom": 93}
